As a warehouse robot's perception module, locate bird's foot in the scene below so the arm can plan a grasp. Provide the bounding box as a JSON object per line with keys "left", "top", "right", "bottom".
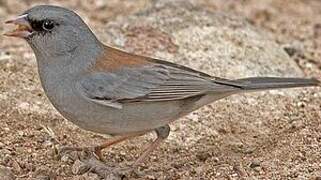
{"left": 58, "top": 145, "right": 105, "bottom": 162}
{"left": 57, "top": 145, "right": 137, "bottom": 178}
{"left": 68, "top": 150, "right": 136, "bottom": 179}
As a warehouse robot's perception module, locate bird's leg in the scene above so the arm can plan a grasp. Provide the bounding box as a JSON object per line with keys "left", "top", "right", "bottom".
{"left": 131, "top": 125, "right": 170, "bottom": 168}
{"left": 93, "top": 132, "right": 146, "bottom": 161}
{"left": 59, "top": 132, "right": 146, "bottom": 161}
{"left": 61, "top": 126, "right": 170, "bottom": 177}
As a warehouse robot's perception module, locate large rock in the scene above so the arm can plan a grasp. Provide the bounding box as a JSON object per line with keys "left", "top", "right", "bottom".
{"left": 96, "top": 1, "right": 309, "bottom": 150}
{"left": 100, "top": 0, "right": 303, "bottom": 79}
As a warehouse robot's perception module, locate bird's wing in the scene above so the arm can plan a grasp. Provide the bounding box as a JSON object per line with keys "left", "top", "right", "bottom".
{"left": 76, "top": 47, "right": 242, "bottom": 109}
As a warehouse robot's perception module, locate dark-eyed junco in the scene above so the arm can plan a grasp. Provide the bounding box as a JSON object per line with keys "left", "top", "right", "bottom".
{"left": 4, "top": 5, "right": 320, "bottom": 168}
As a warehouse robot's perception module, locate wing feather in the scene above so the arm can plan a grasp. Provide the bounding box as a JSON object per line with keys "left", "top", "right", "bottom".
{"left": 77, "top": 60, "right": 240, "bottom": 108}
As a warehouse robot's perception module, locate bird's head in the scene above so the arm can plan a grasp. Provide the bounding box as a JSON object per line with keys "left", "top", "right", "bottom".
{"left": 5, "top": 5, "right": 101, "bottom": 58}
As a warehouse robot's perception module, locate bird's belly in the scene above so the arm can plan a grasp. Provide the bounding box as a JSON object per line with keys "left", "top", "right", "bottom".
{"left": 50, "top": 94, "right": 185, "bottom": 135}
{"left": 78, "top": 93, "right": 231, "bottom": 135}
{"left": 88, "top": 102, "right": 184, "bottom": 134}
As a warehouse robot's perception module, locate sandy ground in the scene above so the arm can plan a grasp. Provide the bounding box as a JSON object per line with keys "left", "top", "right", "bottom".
{"left": 0, "top": 0, "right": 320, "bottom": 179}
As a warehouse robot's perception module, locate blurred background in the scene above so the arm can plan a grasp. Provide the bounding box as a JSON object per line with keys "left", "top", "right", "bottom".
{"left": 0, "top": 0, "right": 320, "bottom": 179}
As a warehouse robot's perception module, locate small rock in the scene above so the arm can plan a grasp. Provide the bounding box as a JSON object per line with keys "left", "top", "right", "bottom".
{"left": 233, "top": 164, "right": 247, "bottom": 177}
{"left": 72, "top": 159, "right": 91, "bottom": 175}
{"left": 196, "top": 152, "right": 211, "bottom": 162}
{"left": 146, "top": 175, "right": 157, "bottom": 179}
{"left": 0, "top": 51, "right": 11, "bottom": 61}
{"left": 253, "top": 166, "right": 261, "bottom": 172}
{"left": 18, "top": 102, "right": 30, "bottom": 110}
{"left": 60, "top": 154, "right": 74, "bottom": 163}
{"left": 0, "top": 142, "right": 5, "bottom": 149}
{"left": 24, "top": 162, "right": 35, "bottom": 172}
{"left": 74, "top": 173, "right": 100, "bottom": 180}
{"left": 282, "top": 41, "right": 304, "bottom": 57}
{"left": 297, "top": 101, "right": 306, "bottom": 108}
{"left": 43, "top": 140, "right": 54, "bottom": 147}
{"left": 3, "top": 155, "right": 11, "bottom": 164}
{"left": 105, "top": 174, "right": 122, "bottom": 180}
{"left": 249, "top": 159, "right": 261, "bottom": 168}
{"left": 12, "top": 161, "right": 22, "bottom": 173}
{"left": 34, "top": 168, "right": 57, "bottom": 180}
{"left": 213, "top": 157, "right": 220, "bottom": 163}
{"left": 243, "top": 146, "right": 256, "bottom": 154}
{"left": 283, "top": 46, "right": 298, "bottom": 57}
{"left": 17, "top": 130, "right": 25, "bottom": 137}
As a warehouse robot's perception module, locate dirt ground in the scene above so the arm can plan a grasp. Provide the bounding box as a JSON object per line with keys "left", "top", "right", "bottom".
{"left": 0, "top": 0, "right": 321, "bottom": 179}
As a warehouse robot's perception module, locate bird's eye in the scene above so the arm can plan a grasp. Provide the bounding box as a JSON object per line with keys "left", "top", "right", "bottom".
{"left": 42, "top": 20, "right": 55, "bottom": 31}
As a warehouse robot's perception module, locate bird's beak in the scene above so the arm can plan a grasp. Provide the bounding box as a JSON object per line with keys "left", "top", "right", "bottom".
{"left": 4, "top": 14, "right": 33, "bottom": 38}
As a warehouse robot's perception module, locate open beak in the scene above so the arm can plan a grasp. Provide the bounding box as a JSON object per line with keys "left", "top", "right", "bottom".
{"left": 4, "top": 14, "right": 33, "bottom": 38}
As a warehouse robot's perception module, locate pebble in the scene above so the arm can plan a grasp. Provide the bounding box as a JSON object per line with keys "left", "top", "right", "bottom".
{"left": 250, "top": 159, "right": 261, "bottom": 168}
{"left": 72, "top": 159, "right": 91, "bottom": 175}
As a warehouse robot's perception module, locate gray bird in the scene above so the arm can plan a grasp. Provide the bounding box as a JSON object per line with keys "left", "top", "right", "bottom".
{"left": 4, "top": 5, "right": 320, "bottom": 168}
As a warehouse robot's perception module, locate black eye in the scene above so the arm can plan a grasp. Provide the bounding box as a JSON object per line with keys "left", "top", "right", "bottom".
{"left": 42, "top": 20, "right": 54, "bottom": 31}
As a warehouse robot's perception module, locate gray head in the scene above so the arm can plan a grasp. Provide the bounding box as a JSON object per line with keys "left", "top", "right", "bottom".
{"left": 5, "top": 5, "right": 102, "bottom": 59}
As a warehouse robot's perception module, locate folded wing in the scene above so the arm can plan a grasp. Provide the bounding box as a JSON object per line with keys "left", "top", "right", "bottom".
{"left": 76, "top": 63, "right": 240, "bottom": 109}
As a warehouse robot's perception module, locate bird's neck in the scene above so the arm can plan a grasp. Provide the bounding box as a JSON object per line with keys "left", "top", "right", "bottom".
{"left": 35, "top": 38, "right": 103, "bottom": 71}
{"left": 34, "top": 38, "right": 104, "bottom": 94}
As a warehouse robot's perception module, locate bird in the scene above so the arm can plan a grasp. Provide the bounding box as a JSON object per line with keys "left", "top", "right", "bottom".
{"left": 4, "top": 5, "right": 320, "bottom": 169}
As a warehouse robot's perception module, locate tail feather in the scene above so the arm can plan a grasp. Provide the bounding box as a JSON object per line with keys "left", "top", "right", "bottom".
{"left": 232, "top": 77, "right": 320, "bottom": 91}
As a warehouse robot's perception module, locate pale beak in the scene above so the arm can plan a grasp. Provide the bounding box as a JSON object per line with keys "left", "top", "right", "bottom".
{"left": 4, "top": 14, "right": 33, "bottom": 38}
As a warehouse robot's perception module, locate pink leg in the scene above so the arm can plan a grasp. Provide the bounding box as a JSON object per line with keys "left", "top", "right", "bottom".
{"left": 132, "top": 125, "right": 170, "bottom": 167}
{"left": 94, "top": 132, "right": 146, "bottom": 160}
{"left": 60, "top": 132, "right": 146, "bottom": 161}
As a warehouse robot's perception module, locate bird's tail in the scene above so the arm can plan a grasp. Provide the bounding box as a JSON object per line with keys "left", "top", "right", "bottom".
{"left": 231, "top": 77, "right": 320, "bottom": 91}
